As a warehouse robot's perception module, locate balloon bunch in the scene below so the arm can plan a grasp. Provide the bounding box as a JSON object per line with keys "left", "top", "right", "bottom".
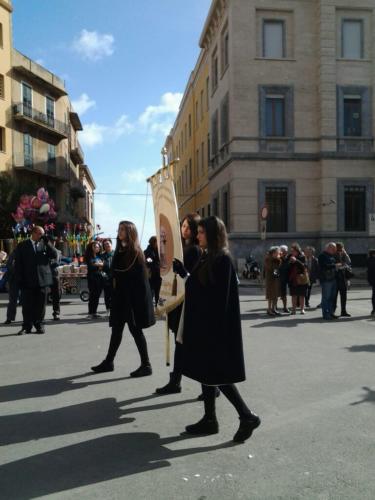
{"left": 12, "top": 187, "right": 57, "bottom": 226}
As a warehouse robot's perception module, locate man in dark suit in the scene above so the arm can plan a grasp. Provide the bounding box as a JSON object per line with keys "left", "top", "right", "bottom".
{"left": 15, "top": 226, "right": 57, "bottom": 334}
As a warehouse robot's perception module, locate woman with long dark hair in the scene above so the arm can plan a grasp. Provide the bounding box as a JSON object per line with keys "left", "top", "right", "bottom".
{"left": 155, "top": 213, "right": 202, "bottom": 395}
{"left": 173, "top": 216, "right": 260, "bottom": 443}
{"left": 91, "top": 221, "right": 155, "bottom": 377}
{"left": 85, "top": 241, "right": 104, "bottom": 319}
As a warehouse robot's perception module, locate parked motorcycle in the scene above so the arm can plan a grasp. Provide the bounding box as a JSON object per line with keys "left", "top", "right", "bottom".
{"left": 242, "top": 255, "right": 261, "bottom": 281}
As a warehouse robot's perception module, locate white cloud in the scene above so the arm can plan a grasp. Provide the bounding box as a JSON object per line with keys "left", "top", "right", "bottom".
{"left": 122, "top": 168, "right": 148, "bottom": 185}
{"left": 72, "top": 29, "right": 114, "bottom": 61}
{"left": 35, "top": 58, "right": 45, "bottom": 66}
{"left": 72, "top": 93, "right": 96, "bottom": 115}
{"left": 79, "top": 91, "right": 182, "bottom": 148}
{"left": 79, "top": 115, "right": 133, "bottom": 148}
{"left": 138, "top": 92, "right": 183, "bottom": 135}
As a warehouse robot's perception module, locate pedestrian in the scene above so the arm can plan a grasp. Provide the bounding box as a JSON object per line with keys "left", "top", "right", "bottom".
{"left": 333, "top": 242, "right": 352, "bottom": 317}
{"left": 318, "top": 242, "right": 338, "bottom": 320}
{"left": 173, "top": 216, "right": 261, "bottom": 443}
{"left": 367, "top": 249, "right": 375, "bottom": 317}
{"left": 91, "top": 220, "right": 155, "bottom": 377}
{"left": 85, "top": 241, "right": 104, "bottom": 319}
{"left": 263, "top": 246, "right": 281, "bottom": 316}
{"left": 304, "top": 246, "right": 319, "bottom": 308}
{"left": 101, "top": 239, "right": 114, "bottom": 317}
{"left": 279, "top": 245, "right": 290, "bottom": 313}
{"left": 155, "top": 213, "right": 204, "bottom": 396}
{"left": 3, "top": 246, "right": 20, "bottom": 324}
{"left": 288, "top": 243, "right": 308, "bottom": 315}
{"left": 49, "top": 238, "right": 62, "bottom": 321}
{"left": 15, "top": 226, "right": 57, "bottom": 334}
{"left": 144, "top": 236, "right": 162, "bottom": 308}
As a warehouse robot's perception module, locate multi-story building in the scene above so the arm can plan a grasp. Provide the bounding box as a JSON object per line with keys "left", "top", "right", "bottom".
{"left": 79, "top": 163, "right": 96, "bottom": 227}
{"left": 0, "top": 0, "right": 13, "bottom": 172}
{"left": 164, "top": 50, "right": 211, "bottom": 219}
{"left": 181, "top": 0, "right": 375, "bottom": 264}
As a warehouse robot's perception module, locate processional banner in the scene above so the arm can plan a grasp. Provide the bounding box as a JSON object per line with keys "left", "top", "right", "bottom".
{"left": 148, "top": 167, "right": 184, "bottom": 316}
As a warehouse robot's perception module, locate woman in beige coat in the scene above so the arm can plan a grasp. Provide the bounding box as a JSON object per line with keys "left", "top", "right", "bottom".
{"left": 264, "top": 246, "right": 281, "bottom": 316}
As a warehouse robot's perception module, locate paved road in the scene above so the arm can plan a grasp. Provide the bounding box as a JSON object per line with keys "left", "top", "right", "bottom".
{"left": 0, "top": 287, "right": 374, "bottom": 500}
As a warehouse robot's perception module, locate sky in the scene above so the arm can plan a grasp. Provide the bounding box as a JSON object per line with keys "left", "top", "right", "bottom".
{"left": 12, "top": 0, "right": 212, "bottom": 245}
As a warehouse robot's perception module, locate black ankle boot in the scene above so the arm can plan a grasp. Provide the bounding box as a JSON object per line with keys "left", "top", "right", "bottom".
{"left": 130, "top": 364, "right": 152, "bottom": 378}
{"left": 233, "top": 414, "right": 261, "bottom": 443}
{"left": 185, "top": 416, "right": 219, "bottom": 435}
{"left": 155, "top": 372, "right": 182, "bottom": 394}
{"left": 91, "top": 360, "right": 114, "bottom": 373}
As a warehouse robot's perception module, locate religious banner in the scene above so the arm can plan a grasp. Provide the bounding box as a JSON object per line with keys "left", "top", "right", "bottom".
{"left": 148, "top": 167, "right": 184, "bottom": 316}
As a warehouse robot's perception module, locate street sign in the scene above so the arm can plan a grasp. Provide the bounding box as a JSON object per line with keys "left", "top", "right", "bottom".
{"left": 369, "top": 213, "right": 375, "bottom": 236}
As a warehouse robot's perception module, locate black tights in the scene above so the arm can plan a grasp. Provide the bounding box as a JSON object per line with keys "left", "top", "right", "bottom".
{"left": 372, "top": 285, "right": 375, "bottom": 311}
{"left": 106, "top": 319, "right": 150, "bottom": 366}
{"left": 202, "top": 384, "right": 252, "bottom": 420}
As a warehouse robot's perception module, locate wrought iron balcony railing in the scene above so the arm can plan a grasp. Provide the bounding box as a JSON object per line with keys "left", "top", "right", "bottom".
{"left": 13, "top": 103, "right": 69, "bottom": 138}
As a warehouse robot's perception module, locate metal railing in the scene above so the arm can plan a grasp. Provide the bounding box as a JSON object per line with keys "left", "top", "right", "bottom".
{"left": 13, "top": 153, "right": 69, "bottom": 180}
{"left": 13, "top": 103, "right": 69, "bottom": 137}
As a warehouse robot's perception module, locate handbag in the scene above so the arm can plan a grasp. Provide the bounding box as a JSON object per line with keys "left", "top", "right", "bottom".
{"left": 345, "top": 267, "right": 354, "bottom": 280}
{"left": 296, "top": 270, "right": 310, "bottom": 286}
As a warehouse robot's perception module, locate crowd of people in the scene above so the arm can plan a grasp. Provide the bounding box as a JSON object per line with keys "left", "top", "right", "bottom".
{"left": 1, "top": 216, "right": 261, "bottom": 443}
{"left": 263, "top": 241, "right": 375, "bottom": 320}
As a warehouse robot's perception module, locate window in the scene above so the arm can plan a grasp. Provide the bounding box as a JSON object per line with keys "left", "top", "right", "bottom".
{"left": 201, "top": 207, "right": 205, "bottom": 217}
{"left": 220, "top": 93, "right": 229, "bottom": 144}
{"left": 266, "top": 96, "right": 285, "bottom": 136}
{"left": 201, "top": 142, "right": 205, "bottom": 174}
{"left": 342, "top": 20, "right": 363, "bottom": 59}
{"left": 189, "top": 161, "right": 192, "bottom": 187}
{"left": 207, "top": 203, "right": 211, "bottom": 216}
{"left": 47, "top": 144, "right": 56, "bottom": 174}
{"left": 181, "top": 132, "right": 183, "bottom": 153}
{"left": 195, "top": 101, "right": 199, "bottom": 128}
{"left": 212, "top": 48, "right": 218, "bottom": 93}
{"left": 184, "top": 123, "right": 187, "bottom": 148}
{"left": 211, "top": 110, "right": 219, "bottom": 158}
{"left": 46, "top": 96, "right": 55, "bottom": 127}
{"left": 200, "top": 90, "right": 204, "bottom": 121}
{"left": 221, "top": 27, "right": 229, "bottom": 72}
{"left": 266, "top": 187, "right": 288, "bottom": 232}
{"left": 0, "top": 74, "right": 4, "bottom": 99}
{"left": 22, "top": 82, "right": 32, "bottom": 117}
{"left": 344, "top": 97, "right": 362, "bottom": 136}
{"left": 206, "top": 77, "right": 210, "bottom": 110}
{"left": 222, "top": 190, "right": 229, "bottom": 229}
{"left": 213, "top": 196, "right": 219, "bottom": 217}
{"left": 0, "top": 23, "right": 3, "bottom": 48}
{"left": 23, "top": 134, "right": 33, "bottom": 166}
{"left": 207, "top": 134, "right": 210, "bottom": 164}
{"left": 188, "top": 114, "right": 192, "bottom": 138}
{"left": 263, "top": 20, "right": 285, "bottom": 58}
{"left": 0, "top": 127, "right": 5, "bottom": 152}
{"left": 344, "top": 186, "right": 366, "bottom": 231}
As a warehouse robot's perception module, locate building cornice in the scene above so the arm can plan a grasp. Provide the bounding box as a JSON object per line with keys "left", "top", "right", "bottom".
{"left": 199, "top": 0, "right": 228, "bottom": 49}
{"left": 0, "top": 0, "right": 12, "bottom": 13}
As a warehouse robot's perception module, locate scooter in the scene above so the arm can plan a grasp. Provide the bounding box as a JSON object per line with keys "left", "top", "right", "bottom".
{"left": 242, "top": 255, "right": 261, "bottom": 281}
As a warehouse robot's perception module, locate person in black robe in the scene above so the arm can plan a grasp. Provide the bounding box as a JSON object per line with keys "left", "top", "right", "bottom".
{"left": 154, "top": 213, "right": 202, "bottom": 395}
{"left": 173, "top": 216, "right": 261, "bottom": 443}
{"left": 144, "top": 236, "right": 162, "bottom": 308}
{"left": 91, "top": 221, "right": 155, "bottom": 377}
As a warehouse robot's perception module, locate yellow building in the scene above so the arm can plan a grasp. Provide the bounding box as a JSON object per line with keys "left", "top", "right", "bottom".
{"left": 0, "top": 0, "right": 13, "bottom": 172}
{"left": 164, "top": 49, "right": 210, "bottom": 219}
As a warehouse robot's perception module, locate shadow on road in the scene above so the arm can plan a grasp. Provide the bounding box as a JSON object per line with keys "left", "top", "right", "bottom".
{"left": 345, "top": 344, "right": 375, "bottom": 353}
{"left": 0, "top": 373, "right": 135, "bottom": 403}
{"left": 251, "top": 315, "right": 371, "bottom": 328}
{"left": 350, "top": 386, "right": 375, "bottom": 406}
{"left": 0, "top": 433, "right": 235, "bottom": 499}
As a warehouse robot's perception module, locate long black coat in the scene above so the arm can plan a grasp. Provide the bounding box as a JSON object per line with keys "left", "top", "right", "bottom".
{"left": 367, "top": 256, "right": 375, "bottom": 286}
{"left": 111, "top": 252, "right": 155, "bottom": 330}
{"left": 15, "top": 238, "right": 57, "bottom": 289}
{"left": 168, "top": 244, "right": 201, "bottom": 334}
{"left": 181, "top": 252, "right": 246, "bottom": 386}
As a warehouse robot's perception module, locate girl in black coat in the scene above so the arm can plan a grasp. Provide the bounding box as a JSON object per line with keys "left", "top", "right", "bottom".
{"left": 367, "top": 249, "right": 375, "bottom": 316}
{"left": 155, "top": 213, "right": 201, "bottom": 395}
{"left": 174, "top": 216, "right": 261, "bottom": 443}
{"left": 85, "top": 241, "right": 104, "bottom": 319}
{"left": 91, "top": 221, "right": 155, "bottom": 377}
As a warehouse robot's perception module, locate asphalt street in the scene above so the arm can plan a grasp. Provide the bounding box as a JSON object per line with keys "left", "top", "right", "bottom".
{"left": 0, "top": 286, "right": 374, "bottom": 500}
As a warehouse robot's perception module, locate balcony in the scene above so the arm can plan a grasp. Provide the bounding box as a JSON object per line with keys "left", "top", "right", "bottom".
{"left": 13, "top": 153, "right": 69, "bottom": 181}
{"left": 70, "top": 141, "right": 84, "bottom": 165}
{"left": 13, "top": 103, "right": 69, "bottom": 141}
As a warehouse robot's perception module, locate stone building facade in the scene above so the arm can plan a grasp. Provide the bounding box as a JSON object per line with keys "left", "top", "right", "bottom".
{"left": 196, "top": 0, "right": 375, "bottom": 264}
{"left": 0, "top": 0, "right": 13, "bottom": 172}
